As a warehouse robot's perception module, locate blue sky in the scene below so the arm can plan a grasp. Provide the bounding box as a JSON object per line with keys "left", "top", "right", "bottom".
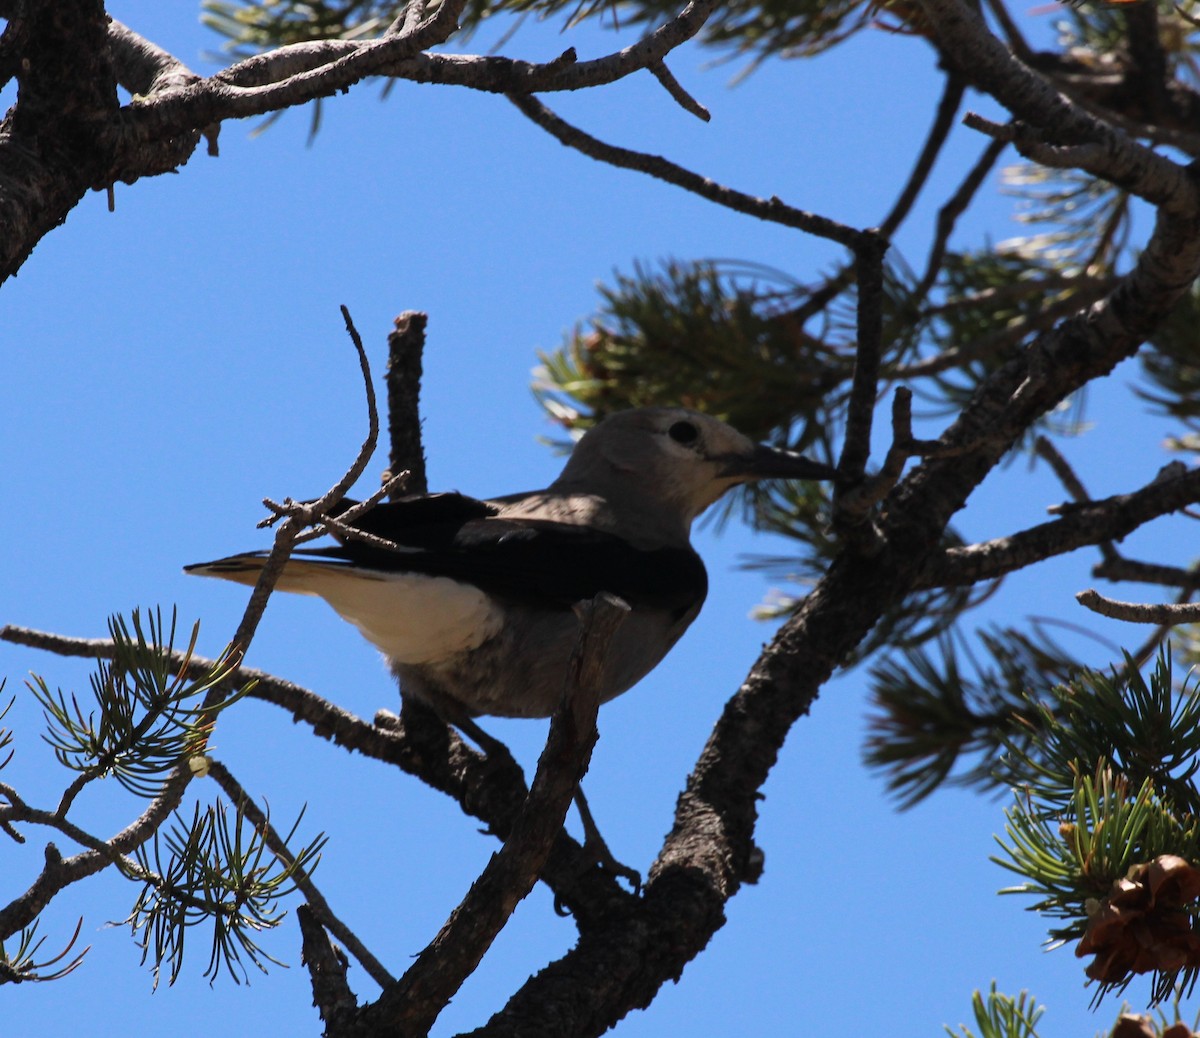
{"left": 2, "top": 3, "right": 1193, "bottom": 1035}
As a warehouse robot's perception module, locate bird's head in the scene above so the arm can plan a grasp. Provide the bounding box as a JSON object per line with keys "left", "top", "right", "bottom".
{"left": 554, "top": 407, "right": 837, "bottom": 535}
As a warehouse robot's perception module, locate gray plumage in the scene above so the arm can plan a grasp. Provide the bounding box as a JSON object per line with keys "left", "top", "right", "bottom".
{"left": 186, "top": 407, "right": 836, "bottom": 727}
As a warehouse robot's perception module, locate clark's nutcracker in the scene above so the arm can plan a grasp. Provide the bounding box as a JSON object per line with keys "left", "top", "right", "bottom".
{"left": 187, "top": 407, "right": 836, "bottom": 737}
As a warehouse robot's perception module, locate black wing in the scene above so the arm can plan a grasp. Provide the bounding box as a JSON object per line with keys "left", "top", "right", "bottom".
{"left": 305, "top": 495, "right": 707, "bottom": 615}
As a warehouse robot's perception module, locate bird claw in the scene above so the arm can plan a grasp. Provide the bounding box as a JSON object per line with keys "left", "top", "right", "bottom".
{"left": 580, "top": 830, "right": 642, "bottom": 894}
{"left": 572, "top": 786, "right": 640, "bottom": 893}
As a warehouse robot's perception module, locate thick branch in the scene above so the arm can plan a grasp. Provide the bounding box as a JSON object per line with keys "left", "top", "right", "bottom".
{"left": 916, "top": 466, "right": 1200, "bottom": 590}
{"left": 107, "top": 18, "right": 198, "bottom": 97}
{"left": 918, "top": 0, "right": 1198, "bottom": 211}
{"left": 0, "top": 0, "right": 121, "bottom": 278}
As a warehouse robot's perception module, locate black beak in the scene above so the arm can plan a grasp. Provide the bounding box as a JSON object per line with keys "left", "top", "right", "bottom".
{"left": 719, "top": 443, "right": 838, "bottom": 482}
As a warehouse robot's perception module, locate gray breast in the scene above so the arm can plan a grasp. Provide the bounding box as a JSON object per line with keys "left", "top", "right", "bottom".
{"left": 391, "top": 598, "right": 702, "bottom": 720}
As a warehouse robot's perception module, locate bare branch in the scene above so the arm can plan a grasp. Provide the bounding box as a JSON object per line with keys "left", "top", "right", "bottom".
{"left": 837, "top": 231, "right": 890, "bottom": 482}
{"left": 912, "top": 135, "right": 1007, "bottom": 304}
{"left": 506, "top": 93, "right": 865, "bottom": 248}
{"left": 297, "top": 904, "right": 357, "bottom": 1025}
{"left": 836, "top": 388, "right": 915, "bottom": 521}
{"left": 879, "top": 74, "right": 965, "bottom": 238}
{"left": 385, "top": 311, "right": 428, "bottom": 496}
{"left": 107, "top": 18, "right": 198, "bottom": 97}
{"left": 1092, "top": 557, "right": 1200, "bottom": 589}
{"left": 917, "top": 465, "right": 1200, "bottom": 590}
{"left": 1076, "top": 589, "right": 1200, "bottom": 624}
{"left": 920, "top": 0, "right": 1198, "bottom": 212}
{"left": 649, "top": 61, "right": 710, "bottom": 122}
{"left": 1036, "top": 436, "right": 1098, "bottom": 509}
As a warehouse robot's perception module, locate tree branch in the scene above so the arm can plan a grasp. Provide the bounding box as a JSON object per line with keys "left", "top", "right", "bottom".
{"left": 207, "top": 761, "right": 395, "bottom": 992}
{"left": 912, "top": 135, "right": 1007, "bottom": 304}
{"left": 879, "top": 74, "right": 965, "bottom": 238}
{"left": 916, "top": 465, "right": 1200, "bottom": 590}
{"left": 107, "top": 18, "right": 199, "bottom": 97}
{"left": 917, "top": 0, "right": 1197, "bottom": 211}
{"left": 385, "top": 311, "right": 428, "bottom": 496}
{"left": 506, "top": 92, "right": 864, "bottom": 249}
{"left": 358, "top": 594, "right": 627, "bottom": 1037}
{"left": 297, "top": 904, "right": 358, "bottom": 1026}
{"left": 1076, "top": 589, "right": 1200, "bottom": 624}
{"left": 837, "top": 232, "right": 889, "bottom": 482}
{"left": 0, "top": 624, "right": 633, "bottom": 925}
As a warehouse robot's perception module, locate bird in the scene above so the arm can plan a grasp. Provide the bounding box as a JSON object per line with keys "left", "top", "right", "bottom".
{"left": 186, "top": 407, "right": 837, "bottom": 740}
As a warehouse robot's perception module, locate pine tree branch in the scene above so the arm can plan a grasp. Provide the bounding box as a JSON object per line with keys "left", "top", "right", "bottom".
{"left": 467, "top": 79, "right": 1200, "bottom": 1028}
{"left": 917, "top": 465, "right": 1200, "bottom": 590}
{"left": 1076, "top": 589, "right": 1200, "bottom": 624}
{"left": 0, "top": 0, "right": 722, "bottom": 283}
{"left": 207, "top": 760, "right": 395, "bottom": 991}
{"left": 107, "top": 18, "right": 198, "bottom": 97}
{"left": 0, "top": 624, "right": 632, "bottom": 925}
{"left": 917, "top": 0, "right": 1197, "bottom": 210}
{"left": 506, "top": 92, "right": 865, "bottom": 248}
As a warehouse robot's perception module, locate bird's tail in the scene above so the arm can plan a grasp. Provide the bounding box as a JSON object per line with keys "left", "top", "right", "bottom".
{"left": 184, "top": 553, "right": 345, "bottom": 596}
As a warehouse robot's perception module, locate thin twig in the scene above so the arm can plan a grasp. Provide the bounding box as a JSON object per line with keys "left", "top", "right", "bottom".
{"left": 836, "top": 388, "right": 916, "bottom": 521}
{"left": 207, "top": 761, "right": 395, "bottom": 990}
{"left": 1036, "top": 436, "right": 1120, "bottom": 565}
{"left": 913, "top": 135, "right": 1007, "bottom": 304}
{"left": 981, "top": 0, "right": 1033, "bottom": 62}
{"left": 649, "top": 61, "right": 710, "bottom": 122}
{"left": 1036, "top": 436, "right": 1092, "bottom": 504}
{"left": 507, "top": 92, "right": 865, "bottom": 248}
{"left": 879, "top": 75, "right": 965, "bottom": 238}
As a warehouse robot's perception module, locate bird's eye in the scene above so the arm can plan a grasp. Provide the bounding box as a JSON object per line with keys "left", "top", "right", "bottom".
{"left": 668, "top": 421, "right": 699, "bottom": 445}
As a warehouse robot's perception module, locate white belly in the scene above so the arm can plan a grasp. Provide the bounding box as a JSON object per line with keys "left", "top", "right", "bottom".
{"left": 282, "top": 562, "right": 504, "bottom": 664}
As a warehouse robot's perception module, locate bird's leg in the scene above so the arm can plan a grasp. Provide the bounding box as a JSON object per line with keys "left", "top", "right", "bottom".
{"left": 394, "top": 690, "right": 518, "bottom": 766}
{"left": 451, "top": 712, "right": 517, "bottom": 766}
{"left": 573, "top": 785, "right": 641, "bottom": 892}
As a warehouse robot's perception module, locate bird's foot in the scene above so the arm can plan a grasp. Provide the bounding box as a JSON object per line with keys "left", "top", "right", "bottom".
{"left": 573, "top": 787, "right": 640, "bottom": 893}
